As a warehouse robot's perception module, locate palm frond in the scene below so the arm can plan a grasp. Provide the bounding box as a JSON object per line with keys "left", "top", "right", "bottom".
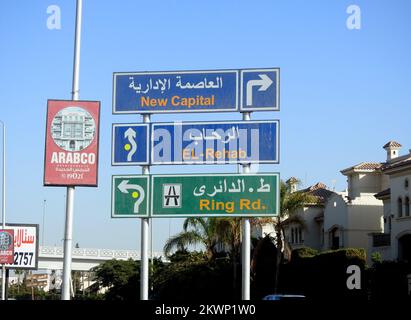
{"left": 163, "top": 230, "right": 203, "bottom": 257}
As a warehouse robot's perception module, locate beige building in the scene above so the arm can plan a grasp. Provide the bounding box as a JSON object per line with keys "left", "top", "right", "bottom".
{"left": 284, "top": 182, "right": 334, "bottom": 251}
{"left": 324, "top": 161, "right": 385, "bottom": 254}
{"left": 254, "top": 141, "right": 411, "bottom": 264}
{"left": 372, "top": 141, "right": 411, "bottom": 262}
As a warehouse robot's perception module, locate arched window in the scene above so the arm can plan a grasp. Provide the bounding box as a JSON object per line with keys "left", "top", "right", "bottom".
{"left": 405, "top": 197, "right": 410, "bottom": 217}
{"left": 298, "top": 228, "right": 303, "bottom": 244}
{"left": 405, "top": 179, "right": 409, "bottom": 189}
{"left": 398, "top": 197, "right": 403, "bottom": 218}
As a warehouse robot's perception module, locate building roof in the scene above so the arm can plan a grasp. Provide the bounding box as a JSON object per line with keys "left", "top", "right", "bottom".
{"left": 374, "top": 188, "right": 390, "bottom": 200}
{"left": 300, "top": 182, "right": 335, "bottom": 203}
{"left": 286, "top": 177, "right": 298, "bottom": 184}
{"left": 381, "top": 155, "right": 411, "bottom": 173}
{"left": 383, "top": 141, "right": 402, "bottom": 148}
{"left": 340, "top": 162, "right": 383, "bottom": 175}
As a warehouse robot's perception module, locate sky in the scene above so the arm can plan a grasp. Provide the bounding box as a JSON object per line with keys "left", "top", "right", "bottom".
{"left": 0, "top": 0, "right": 410, "bottom": 253}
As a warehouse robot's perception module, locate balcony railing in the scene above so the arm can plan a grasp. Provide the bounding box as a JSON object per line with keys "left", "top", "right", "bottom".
{"left": 372, "top": 233, "right": 391, "bottom": 247}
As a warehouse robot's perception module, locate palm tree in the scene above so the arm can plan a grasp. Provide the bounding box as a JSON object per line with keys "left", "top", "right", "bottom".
{"left": 262, "top": 179, "right": 318, "bottom": 293}
{"left": 163, "top": 217, "right": 222, "bottom": 260}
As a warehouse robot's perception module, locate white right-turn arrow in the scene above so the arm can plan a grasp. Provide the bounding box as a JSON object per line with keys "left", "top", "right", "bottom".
{"left": 246, "top": 74, "right": 273, "bottom": 106}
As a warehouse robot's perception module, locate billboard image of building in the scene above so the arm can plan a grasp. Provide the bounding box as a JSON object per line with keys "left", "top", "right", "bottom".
{"left": 50, "top": 106, "right": 96, "bottom": 152}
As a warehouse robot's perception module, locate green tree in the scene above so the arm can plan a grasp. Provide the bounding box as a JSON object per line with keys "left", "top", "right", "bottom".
{"left": 92, "top": 259, "right": 140, "bottom": 300}
{"left": 266, "top": 179, "right": 317, "bottom": 293}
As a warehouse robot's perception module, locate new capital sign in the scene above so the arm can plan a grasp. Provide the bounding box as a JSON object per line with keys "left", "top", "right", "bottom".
{"left": 113, "top": 68, "right": 279, "bottom": 113}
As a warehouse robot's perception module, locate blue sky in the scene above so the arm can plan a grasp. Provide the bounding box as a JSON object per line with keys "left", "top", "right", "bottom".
{"left": 0, "top": 0, "right": 410, "bottom": 252}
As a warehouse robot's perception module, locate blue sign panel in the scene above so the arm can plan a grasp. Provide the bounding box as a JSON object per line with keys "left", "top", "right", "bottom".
{"left": 151, "top": 120, "right": 279, "bottom": 165}
{"left": 113, "top": 70, "right": 239, "bottom": 114}
{"left": 112, "top": 124, "right": 149, "bottom": 165}
{"left": 240, "top": 69, "right": 279, "bottom": 111}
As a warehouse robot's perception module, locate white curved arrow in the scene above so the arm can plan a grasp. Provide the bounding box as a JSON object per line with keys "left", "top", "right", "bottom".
{"left": 246, "top": 74, "right": 273, "bottom": 106}
{"left": 125, "top": 128, "right": 137, "bottom": 162}
{"left": 118, "top": 180, "right": 145, "bottom": 213}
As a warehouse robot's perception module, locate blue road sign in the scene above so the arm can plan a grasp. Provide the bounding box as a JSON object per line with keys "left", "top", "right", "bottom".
{"left": 113, "top": 70, "right": 239, "bottom": 114}
{"left": 151, "top": 120, "right": 279, "bottom": 165}
{"left": 240, "top": 69, "right": 279, "bottom": 111}
{"left": 112, "top": 124, "right": 149, "bottom": 165}
{"left": 113, "top": 68, "right": 279, "bottom": 114}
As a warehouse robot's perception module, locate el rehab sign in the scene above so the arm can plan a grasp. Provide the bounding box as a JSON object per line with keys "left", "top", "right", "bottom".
{"left": 183, "top": 148, "right": 247, "bottom": 161}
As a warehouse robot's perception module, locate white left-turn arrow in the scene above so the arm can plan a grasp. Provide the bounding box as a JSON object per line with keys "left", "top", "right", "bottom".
{"left": 118, "top": 180, "right": 145, "bottom": 214}
{"left": 246, "top": 74, "right": 273, "bottom": 106}
{"left": 125, "top": 128, "right": 137, "bottom": 162}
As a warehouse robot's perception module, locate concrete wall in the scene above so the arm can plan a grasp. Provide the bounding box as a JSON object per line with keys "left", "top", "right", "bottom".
{"left": 348, "top": 173, "right": 382, "bottom": 200}
{"left": 348, "top": 204, "right": 383, "bottom": 232}
{"left": 295, "top": 206, "right": 323, "bottom": 250}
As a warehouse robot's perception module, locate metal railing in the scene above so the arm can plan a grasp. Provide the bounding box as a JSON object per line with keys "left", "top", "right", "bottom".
{"left": 39, "top": 246, "right": 164, "bottom": 261}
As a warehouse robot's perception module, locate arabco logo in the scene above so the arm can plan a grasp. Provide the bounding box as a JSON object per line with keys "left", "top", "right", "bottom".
{"left": 51, "top": 152, "right": 96, "bottom": 164}
{"left": 0, "top": 232, "right": 13, "bottom": 250}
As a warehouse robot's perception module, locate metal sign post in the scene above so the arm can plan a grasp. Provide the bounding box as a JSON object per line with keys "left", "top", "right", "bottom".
{"left": 242, "top": 111, "right": 251, "bottom": 300}
{"left": 141, "top": 114, "right": 150, "bottom": 300}
{"left": 62, "top": 0, "right": 82, "bottom": 301}
{"left": 1, "top": 121, "right": 6, "bottom": 300}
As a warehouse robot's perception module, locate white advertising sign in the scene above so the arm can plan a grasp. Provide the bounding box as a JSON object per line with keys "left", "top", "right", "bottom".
{"left": 5, "top": 224, "right": 39, "bottom": 270}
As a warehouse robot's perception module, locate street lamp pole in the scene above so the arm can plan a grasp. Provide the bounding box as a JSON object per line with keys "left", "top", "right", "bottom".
{"left": 1, "top": 121, "right": 6, "bottom": 300}
{"left": 61, "top": 0, "right": 82, "bottom": 301}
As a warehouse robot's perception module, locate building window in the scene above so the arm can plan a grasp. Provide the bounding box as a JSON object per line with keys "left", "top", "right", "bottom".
{"left": 406, "top": 197, "right": 410, "bottom": 217}
{"left": 290, "top": 227, "right": 303, "bottom": 244}
{"left": 298, "top": 228, "right": 303, "bottom": 244}
{"left": 331, "top": 227, "right": 340, "bottom": 250}
{"left": 405, "top": 179, "right": 409, "bottom": 189}
{"left": 398, "top": 197, "right": 403, "bottom": 218}
{"left": 321, "top": 228, "right": 324, "bottom": 245}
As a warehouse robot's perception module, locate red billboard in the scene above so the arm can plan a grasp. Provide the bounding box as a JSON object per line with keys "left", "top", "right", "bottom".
{"left": 0, "top": 229, "right": 14, "bottom": 264}
{"left": 44, "top": 100, "right": 100, "bottom": 186}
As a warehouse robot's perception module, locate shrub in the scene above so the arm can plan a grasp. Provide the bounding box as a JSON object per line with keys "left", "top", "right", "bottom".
{"left": 290, "top": 247, "right": 318, "bottom": 261}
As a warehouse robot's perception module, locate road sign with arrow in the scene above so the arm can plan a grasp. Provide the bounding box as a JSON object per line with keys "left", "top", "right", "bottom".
{"left": 112, "top": 124, "right": 149, "bottom": 166}
{"left": 113, "top": 68, "right": 279, "bottom": 113}
{"left": 241, "top": 69, "right": 279, "bottom": 111}
{"left": 112, "top": 175, "right": 149, "bottom": 217}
